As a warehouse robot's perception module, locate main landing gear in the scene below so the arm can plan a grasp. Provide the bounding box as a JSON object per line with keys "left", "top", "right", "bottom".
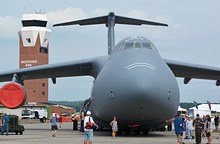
{"left": 118, "top": 128, "right": 150, "bottom": 135}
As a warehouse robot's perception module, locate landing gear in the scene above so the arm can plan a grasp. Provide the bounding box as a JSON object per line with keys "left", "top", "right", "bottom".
{"left": 120, "top": 127, "right": 149, "bottom": 135}
{"left": 159, "top": 127, "right": 166, "bottom": 131}
{"left": 143, "top": 129, "right": 149, "bottom": 135}
{"left": 125, "top": 128, "right": 131, "bottom": 135}
{"left": 167, "top": 123, "right": 172, "bottom": 131}
{"left": 117, "top": 129, "right": 122, "bottom": 135}
{"left": 134, "top": 128, "right": 140, "bottom": 135}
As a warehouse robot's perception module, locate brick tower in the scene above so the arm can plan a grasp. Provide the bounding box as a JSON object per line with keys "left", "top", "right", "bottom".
{"left": 18, "top": 13, "right": 51, "bottom": 106}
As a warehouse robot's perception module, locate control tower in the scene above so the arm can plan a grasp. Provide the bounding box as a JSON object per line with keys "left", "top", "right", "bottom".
{"left": 18, "top": 13, "right": 51, "bottom": 106}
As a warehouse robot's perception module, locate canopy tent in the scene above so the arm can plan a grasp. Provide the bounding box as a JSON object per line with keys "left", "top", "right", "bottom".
{"left": 178, "top": 106, "right": 187, "bottom": 111}
{"left": 188, "top": 103, "right": 220, "bottom": 118}
{"left": 190, "top": 104, "right": 220, "bottom": 112}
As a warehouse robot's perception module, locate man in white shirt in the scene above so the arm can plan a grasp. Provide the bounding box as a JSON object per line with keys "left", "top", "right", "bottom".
{"left": 84, "top": 111, "right": 98, "bottom": 144}
{"left": 186, "top": 117, "right": 193, "bottom": 140}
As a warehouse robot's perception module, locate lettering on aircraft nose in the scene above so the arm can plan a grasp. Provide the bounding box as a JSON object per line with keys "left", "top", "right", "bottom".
{"left": 109, "top": 90, "right": 114, "bottom": 99}
{"left": 125, "top": 63, "right": 156, "bottom": 70}
{"left": 168, "top": 90, "right": 171, "bottom": 99}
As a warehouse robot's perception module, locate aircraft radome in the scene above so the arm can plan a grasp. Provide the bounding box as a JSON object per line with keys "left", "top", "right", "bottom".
{"left": 1, "top": 12, "right": 220, "bottom": 135}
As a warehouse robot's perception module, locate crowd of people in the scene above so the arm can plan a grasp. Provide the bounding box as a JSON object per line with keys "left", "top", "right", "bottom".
{"left": 2, "top": 110, "right": 220, "bottom": 143}
{"left": 50, "top": 111, "right": 118, "bottom": 143}
{"left": 50, "top": 110, "right": 220, "bottom": 144}
{"left": 174, "top": 113, "right": 219, "bottom": 144}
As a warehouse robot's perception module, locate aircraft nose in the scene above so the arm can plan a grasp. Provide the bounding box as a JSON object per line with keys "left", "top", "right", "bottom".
{"left": 93, "top": 55, "right": 179, "bottom": 123}
{"left": 109, "top": 63, "right": 179, "bottom": 121}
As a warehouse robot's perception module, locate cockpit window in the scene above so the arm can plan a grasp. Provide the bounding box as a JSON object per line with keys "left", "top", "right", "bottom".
{"left": 125, "top": 43, "right": 133, "bottom": 49}
{"left": 115, "top": 36, "right": 157, "bottom": 52}
{"left": 117, "top": 42, "right": 152, "bottom": 51}
{"left": 142, "top": 43, "right": 151, "bottom": 49}
{"left": 134, "top": 42, "right": 142, "bottom": 48}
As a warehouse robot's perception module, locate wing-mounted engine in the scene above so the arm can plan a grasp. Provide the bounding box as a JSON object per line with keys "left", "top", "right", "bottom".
{"left": 0, "top": 74, "right": 27, "bottom": 109}
{"left": 0, "top": 82, "right": 27, "bottom": 109}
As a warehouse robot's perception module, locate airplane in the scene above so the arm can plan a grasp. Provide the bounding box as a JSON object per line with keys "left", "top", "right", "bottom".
{"left": 1, "top": 12, "right": 220, "bottom": 134}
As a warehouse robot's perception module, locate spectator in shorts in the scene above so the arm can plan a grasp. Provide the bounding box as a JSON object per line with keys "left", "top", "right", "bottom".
{"left": 84, "top": 111, "right": 98, "bottom": 144}
{"left": 51, "top": 113, "right": 58, "bottom": 137}
{"left": 174, "top": 113, "right": 185, "bottom": 144}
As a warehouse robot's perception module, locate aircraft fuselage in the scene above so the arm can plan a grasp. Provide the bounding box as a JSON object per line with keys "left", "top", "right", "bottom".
{"left": 87, "top": 37, "right": 179, "bottom": 130}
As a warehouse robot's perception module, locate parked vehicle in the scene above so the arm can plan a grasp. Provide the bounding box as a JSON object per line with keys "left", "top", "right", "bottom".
{"left": 21, "top": 109, "right": 48, "bottom": 123}
{"left": 0, "top": 115, "right": 24, "bottom": 135}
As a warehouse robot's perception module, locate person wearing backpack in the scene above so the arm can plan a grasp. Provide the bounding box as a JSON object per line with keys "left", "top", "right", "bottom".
{"left": 84, "top": 111, "right": 98, "bottom": 144}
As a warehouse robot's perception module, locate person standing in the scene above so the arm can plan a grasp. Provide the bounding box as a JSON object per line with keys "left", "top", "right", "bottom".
{"left": 72, "top": 112, "right": 78, "bottom": 130}
{"left": 110, "top": 116, "right": 118, "bottom": 139}
{"left": 51, "top": 113, "right": 58, "bottom": 137}
{"left": 193, "top": 114, "right": 203, "bottom": 144}
{"left": 1, "top": 113, "right": 10, "bottom": 136}
{"left": 80, "top": 112, "right": 85, "bottom": 132}
{"left": 201, "top": 115, "right": 207, "bottom": 137}
{"left": 174, "top": 113, "right": 185, "bottom": 144}
{"left": 84, "top": 111, "right": 98, "bottom": 144}
{"left": 182, "top": 118, "right": 187, "bottom": 139}
{"left": 214, "top": 116, "right": 219, "bottom": 131}
{"left": 204, "top": 115, "right": 212, "bottom": 144}
{"left": 186, "top": 117, "right": 193, "bottom": 141}
{"left": 58, "top": 114, "right": 63, "bottom": 128}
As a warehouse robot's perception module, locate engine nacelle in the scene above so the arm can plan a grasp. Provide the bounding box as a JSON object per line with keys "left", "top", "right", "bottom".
{"left": 0, "top": 82, "right": 27, "bottom": 109}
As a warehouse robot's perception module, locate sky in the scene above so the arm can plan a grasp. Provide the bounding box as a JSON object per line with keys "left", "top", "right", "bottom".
{"left": 1, "top": 0, "right": 220, "bottom": 103}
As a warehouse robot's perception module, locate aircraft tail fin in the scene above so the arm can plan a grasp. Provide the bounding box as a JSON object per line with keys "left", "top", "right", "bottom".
{"left": 53, "top": 12, "right": 168, "bottom": 27}
{"left": 53, "top": 12, "right": 167, "bottom": 55}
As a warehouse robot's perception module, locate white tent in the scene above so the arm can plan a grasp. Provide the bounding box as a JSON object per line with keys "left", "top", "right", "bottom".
{"left": 188, "top": 103, "right": 220, "bottom": 118}
{"left": 188, "top": 109, "right": 211, "bottom": 118}
{"left": 190, "top": 104, "right": 220, "bottom": 112}
{"left": 178, "top": 106, "right": 187, "bottom": 111}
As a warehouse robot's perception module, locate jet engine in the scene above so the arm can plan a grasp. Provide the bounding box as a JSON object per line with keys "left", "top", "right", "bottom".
{"left": 0, "top": 82, "right": 27, "bottom": 109}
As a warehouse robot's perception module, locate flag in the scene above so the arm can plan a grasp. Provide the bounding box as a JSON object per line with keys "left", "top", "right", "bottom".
{"left": 207, "top": 101, "right": 211, "bottom": 110}
{"left": 193, "top": 101, "right": 198, "bottom": 109}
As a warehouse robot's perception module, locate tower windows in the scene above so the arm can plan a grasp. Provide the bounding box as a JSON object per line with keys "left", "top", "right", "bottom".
{"left": 40, "top": 46, "right": 48, "bottom": 53}
{"left": 26, "top": 38, "right": 31, "bottom": 43}
{"left": 22, "top": 20, "right": 47, "bottom": 27}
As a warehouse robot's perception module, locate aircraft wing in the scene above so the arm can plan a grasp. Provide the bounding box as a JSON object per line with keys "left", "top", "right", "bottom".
{"left": 0, "top": 58, "right": 95, "bottom": 83}
{"left": 165, "top": 59, "right": 220, "bottom": 81}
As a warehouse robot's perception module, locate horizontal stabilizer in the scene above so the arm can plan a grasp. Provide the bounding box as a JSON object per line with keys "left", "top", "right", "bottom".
{"left": 53, "top": 12, "right": 168, "bottom": 27}
{"left": 53, "top": 16, "right": 107, "bottom": 27}
{"left": 115, "top": 15, "right": 168, "bottom": 26}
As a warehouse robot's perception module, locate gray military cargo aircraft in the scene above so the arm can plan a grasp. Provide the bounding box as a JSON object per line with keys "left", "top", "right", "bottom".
{"left": 0, "top": 12, "right": 220, "bottom": 134}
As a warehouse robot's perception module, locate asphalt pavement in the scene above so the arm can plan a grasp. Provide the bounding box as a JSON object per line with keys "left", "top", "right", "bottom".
{"left": 0, "top": 122, "right": 220, "bottom": 144}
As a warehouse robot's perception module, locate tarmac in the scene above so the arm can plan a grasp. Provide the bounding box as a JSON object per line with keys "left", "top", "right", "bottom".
{"left": 1, "top": 122, "right": 220, "bottom": 144}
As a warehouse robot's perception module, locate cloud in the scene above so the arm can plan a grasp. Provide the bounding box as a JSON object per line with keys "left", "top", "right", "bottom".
{"left": 127, "top": 9, "right": 147, "bottom": 19}
{"left": 91, "top": 8, "right": 109, "bottom": 16}
{"left": 0, "top": 16, "right": 20, "bottom": 39}
{"left": 46, "top": 7, "right": 88, "bottom": 27}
